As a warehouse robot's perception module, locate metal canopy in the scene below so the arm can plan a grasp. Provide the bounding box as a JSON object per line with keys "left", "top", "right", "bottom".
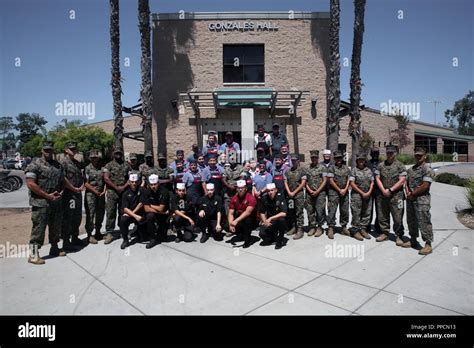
{"left": 179, "top": 87, "right": 309, "bottom": 117}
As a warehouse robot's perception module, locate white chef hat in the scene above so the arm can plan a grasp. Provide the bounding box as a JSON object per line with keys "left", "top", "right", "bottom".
{"left": 148, "top": 174, "right": 159, "bottom": 184}
{"left": 206, "top": 183, "right": 215, "bottom": 190}
{"left": 129, "top": 174, "right": 139, "bottom": 182}
{"left": 266, "top": 183, "right": 276, "bottom": 190}
{"left": 176, "top": 182, "right": 186, "bottom": 190}
{"left": 236, "top": 180, "right": 246, "bottom": 188}
{"left": 323, "top": 149, "right": 331, "bottom": 155}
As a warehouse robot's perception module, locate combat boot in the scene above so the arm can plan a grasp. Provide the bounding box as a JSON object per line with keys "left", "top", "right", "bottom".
{"left": 376, "top": 233, "right": 388, "bottom": 242}
{"left": 287, "top": 227, "right": 296, "bottom": 236}
{"left": 314, "top": 227, "right": 324, "bottom": 237}
{"left": 49, "top": 243, "right": 66, "bottom": 257}
{"left": 353, "top": 232, "right": 364, "bottom": 241}
{"left": 341, "top": 226, "right": 350, "bottom": 236}
{"left": 419, "top": 243, "right": 432, "bottom": 255}
{"left": 360, "top": 230, "right": 371, "bottom": 240}
{"left": 71, "top": 236, "right": 88, "bottom": 247}
{"left": 327, "top": 227, "right": 334, "bottom": 239}
{"left": 395, "top": 236, "right": 404, "bottom": 246}
{"left": 103, "top": 233, "right": 114, "bottom": 245}
{"left": 146, "top": 238, "right": 159, "bottom": 249}
{"left": 402, "top": 238, "right": 417, "bottom": 248}
{"left": 88, "top": 235, "right": 98, "bottom": 244}
{"left": 120, "top": 239, "right": 130, "bottom": 250}
{"left": 307, "top": 228, "right": 316, "bottom": 237}
{"left": 293, "top": 228, "right": 304, "bottom": 240}
{"left": 200, "top": 233, "right": 209, "bottom": 244}
{"left": 28, "top": 246, "right": 45, "bottom": 265}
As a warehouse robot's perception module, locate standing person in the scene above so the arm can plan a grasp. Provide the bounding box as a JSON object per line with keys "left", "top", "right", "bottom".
{"left": 187, "top": 144, "right": 201, "bottom": 163}
{"left": 25, "top": 140, "right": 67, "bottom": 264}
{"left": 305, "top": 150, "right": 328, "bottom": 238}
{"left": 222, "top": 160, "right": 243, "bottom": 215}
{"left": 404, "top": 148, "right": 435, "bottom": 255}
{"left": 119, "top": 174, "right": 144, "bottom": 249}
{"left": 219, "top": 131, "right": 241, "bottom": 163}
{"left": 271, "top": 155, "right": 289, "bottom": 194}
{"left": 367, "top": 147, "right": 381, "bottom": 234}
{"left": 228, "top": 180, "right": 257, "bottom": 248}
{"left": 256, "top": 147, "right": 273, "bottom": 172}
{"left": 156, "top": 153, "right": 174, "bottom": 192}
{"left": 140, "top": 174, "right": 171, "bottom": 248}
{"left": 252, "top": 162, "right": 273, "bottom": 200}
{"left": 327, "top": 150, "right": 351, "bottom": 238}
{"left": 103, "top": 148, "right": 130, "bottom": 244}
{"left": 321, "top": 149, "right": 332, "bottom": 169}
{"left": 284, "top": 154, "right": 307, "bottom": 240}
{"left": 254, "top": 124, "right": 272, "bottom": 159}
{"left": 201, "top": 155, "right": 225, "bottom": 198}
{"left": 139, "top": 150, "right": 158, "bottom": 188}
{"left": 171, "top": 182, "right": 198, "bottom": 243}
{"left": 374, "top": 145, "right": 407, "bottom": 244}
{"left": 197, "top": 183, "right": 224, "bottom": 243}
{"left": 182, "top": 160, "right": 204, "bottom": 206}
{"left": 170, "top": 150, "right": 189, "bottom": 171}
{"left": 61, "top": 141, "right": 86, "bottom": 249}
{"left": 84, "top": 150, "right": 106, "bottom": 244}
{"left": 197, "top": 154, "right": 206, "bottom": 172}
{"left": 278, "top": 144, "right": 292, "bottom": 168}
{"left": 128, "top": 153, "right": 141, "bottom": 184}
{"left": 258, "top": 183, "right": 288, "bottom": 249}
{"left": 172, "top": 160, "right": 187, "bottom": 190}
{"left": 203, "top": 133, "right": 220, "bottom": 163}
{"left": 270, "top": 123, "right": 289, "bottom": 161}
{"left": 349, "top": 153, "right": 374, "bottom": 241}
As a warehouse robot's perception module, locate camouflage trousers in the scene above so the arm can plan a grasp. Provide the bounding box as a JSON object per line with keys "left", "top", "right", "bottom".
{"left": 30, "top": 200, "right": 63, "bottom": 249}
{"left": 287, "top": 191, "right": 305, "bottom": 229}
{"left": 376, "top": 193, "right": 405, "bottom": 236}
{"left": 327, "top": 192, "right": 349, "bottom": 227}
{"left": 105, "top": 189, "right": 122, "bottom": 233}
{"left": 305, "top": 191, "right": 327, "bottom": 228}
{"left": 350, "top": 193, "right": 372, "bottom": 231}
{"left": 406, "top": 197, "right": 433, "bottom": 243}
{"left": 61, "top": 191, "right": 83, "bottom": 241}
{"left": 85, "top": 191, "right": 105, "bottom": 236}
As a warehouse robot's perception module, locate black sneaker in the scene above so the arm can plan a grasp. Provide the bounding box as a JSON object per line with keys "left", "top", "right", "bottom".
{"left": 200, "top": 233, "right": 209, "bottom": 244}
{"left": 120, "top": 240, "right": 130, "bottom": 250}
{"left": 71, "top": 237, "right": 87, "bottom": 246}
{"left": 275, "top": 243, "right": 283, "bottom": 250}
{"left": 243, "top": 241, "right": 252, "bottom": 249}
{"left": 146, "top": 239, "right": 159, "bottom": 249}
{"left": 259, "top": 240, "right": 273, "bottom": 246}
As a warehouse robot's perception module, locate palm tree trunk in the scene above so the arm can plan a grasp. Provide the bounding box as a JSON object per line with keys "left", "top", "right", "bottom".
{"left": 349, "top": 0, "right": 366, "bottom": 167}
{"left": 327, "top": 0, "right": 341, "bottom": 153}
{"left": 138, "top": 0, "right": 154, "bottom": 158}
{"left": 110, "top": 0, "right": 124, "bottom": 152}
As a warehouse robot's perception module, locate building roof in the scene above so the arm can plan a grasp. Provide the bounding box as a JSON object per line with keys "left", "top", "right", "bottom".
{"left": 415, "top": 129, "right": 474, "bottom": 142}
{"left": 152, "top": 11, "right": 329, "bottom": 21}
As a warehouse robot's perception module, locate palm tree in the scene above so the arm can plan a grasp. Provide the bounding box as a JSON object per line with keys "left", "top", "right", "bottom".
{"left": 138, "top": 0, "right": 154, "bottom": 157}
{"left": 110, "top": 0, "right": 124, "bottom": 152}
{"left": 327, "top": 0, "right": 341, "bottom": 153}
{"left": 348, "top": 0, "right": 366, "bottom": 167}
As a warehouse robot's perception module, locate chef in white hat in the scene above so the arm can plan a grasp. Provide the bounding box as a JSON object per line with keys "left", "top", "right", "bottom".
{"left": 196, "top": 183, "right": 224, "bottom": 243}
{"left": 171, "top": 181, "right": 196, "bottom": 243}
{"left": 118, "top": 173, "right": 144, "bottom": 250}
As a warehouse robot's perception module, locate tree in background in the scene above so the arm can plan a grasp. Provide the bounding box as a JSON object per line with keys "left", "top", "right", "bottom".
{"left": 444, "top": 90, "right": 473, "bottom": 136}
{"left": 0, "top": 116, "right": 15, "bottom": 153}
{"left": 390, "top": 114, "right": 412, "bottom": 152}
{"left": 15, "top": 113, "right": 47, "bottom": 150}
{"left": 20, "top": 135, "right": 44, "bottom": 158}
{"left": 359, "top": 129, "right": 374, "bottom": 154}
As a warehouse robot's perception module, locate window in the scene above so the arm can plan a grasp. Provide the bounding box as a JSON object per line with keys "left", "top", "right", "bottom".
{"left": 223, "top": 44, "right": 264, "bottom": 83}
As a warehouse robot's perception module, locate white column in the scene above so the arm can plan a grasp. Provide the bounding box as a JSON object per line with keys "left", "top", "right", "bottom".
{"left": 241, "top": 108, "right": 255, "bottom": 162}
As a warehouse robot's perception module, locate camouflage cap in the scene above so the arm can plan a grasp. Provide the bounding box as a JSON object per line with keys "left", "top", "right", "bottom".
{"left": 310, "top": 150, "right": 319, "bottom": 158}
{"left": 356, "top": 153, "right": 367, "bottom": 160}
{"left": 114, "top": 148, "right": 123, "bottom": 154}
{"left": 66, "top": 141, "right": 77, "bottom": 149}
{"left": 414, "top": 147, "right": 427, "bottom": 155}
{"left": 43, "top": 140, "right": 54, "bottom": 150}
{"left": 333, "top": 150, "right": 343, "bottom": 158}
{"left": 129, "top": 153, "right": 138, "bottom": 160}
{"left": 386, "top": 145, "right": 397, "bottom": 153}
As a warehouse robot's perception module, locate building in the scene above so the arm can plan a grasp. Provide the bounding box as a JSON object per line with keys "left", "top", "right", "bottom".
{"left": 90, "top": 11, "right": 473, "bottom": 163}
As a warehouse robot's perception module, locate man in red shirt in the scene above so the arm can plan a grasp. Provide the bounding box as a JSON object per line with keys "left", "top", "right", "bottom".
{"left": 228, "top": 179, "right": 257, "bottom": 248}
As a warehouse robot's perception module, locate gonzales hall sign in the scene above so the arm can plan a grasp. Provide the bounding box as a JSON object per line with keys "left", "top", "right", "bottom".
{"left": 208, "top": 21, "right": 279, "bottom": 32}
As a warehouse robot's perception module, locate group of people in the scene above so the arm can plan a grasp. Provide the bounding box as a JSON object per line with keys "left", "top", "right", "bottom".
{"left": 24, "top": 125, "right": 435, "bottom": 265}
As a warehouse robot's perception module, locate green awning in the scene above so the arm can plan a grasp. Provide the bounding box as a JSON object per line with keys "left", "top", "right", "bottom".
{"left": 214, "top": 88, "right": 274, "bottom": 108}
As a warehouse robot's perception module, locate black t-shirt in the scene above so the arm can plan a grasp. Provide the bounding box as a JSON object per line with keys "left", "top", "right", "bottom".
{"left": 171, "top": 193, "right": 195, "bottom": 216}
{"left": 197, "top": 194, "right": 222, "bottom": 219}
{"left": 258, "top": 192, "right": 288, "bottom": 217}
{"left": 140, "top": 187, "right": 170, "bottom": 208}
{"left": 121, "top": 188, "right": 141, "bottom": 211}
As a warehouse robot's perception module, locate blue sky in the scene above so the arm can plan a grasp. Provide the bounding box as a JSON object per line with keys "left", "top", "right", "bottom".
{"left": 1, "top": 0, "right": 472, "bottom": 130}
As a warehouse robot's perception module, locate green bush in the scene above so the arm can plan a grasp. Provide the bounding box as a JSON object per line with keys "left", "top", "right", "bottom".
{"left": 466, "top": 178, "right": 474, "bottom": 212}
{"left": 435, "top": 172, "right": 467, "bottom": 187}
{"left": 396, "top": 154, "right": 415, "bottom": 165}
{"left": 429, "top": 153, "right": 454, "bottom": 162}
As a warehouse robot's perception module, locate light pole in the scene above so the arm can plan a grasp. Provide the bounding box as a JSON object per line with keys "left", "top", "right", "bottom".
{"left": 428, "top": 99, "right": 442, "bottom": 125}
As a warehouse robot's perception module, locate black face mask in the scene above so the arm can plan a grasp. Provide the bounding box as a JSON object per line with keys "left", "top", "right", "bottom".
{"left": 146, "top": 158, "right": 154, "bottom": 166}
{"left": 114, "top": 155, "right": 123, "bottom": 163}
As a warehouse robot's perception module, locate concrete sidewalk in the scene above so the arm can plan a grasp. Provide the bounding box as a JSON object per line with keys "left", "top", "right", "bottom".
{"left": 0, "top": 182, "right": 472, "bottom": 315}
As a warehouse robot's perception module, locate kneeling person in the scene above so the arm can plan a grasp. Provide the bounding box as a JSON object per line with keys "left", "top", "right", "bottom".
{"left": 119, "top": 174, "right": 144, "bottom": 249}
{"left": 172, "top": 182, "right": 197, "bottom": 243}
{"left": 258, "top": 183, "right": 288, "bottom": 249}
{"left": 197, "top": 183, "right": 224, "bottom": 243}
{"left": 228, "top": 180, "right": 257, "bottom": 248}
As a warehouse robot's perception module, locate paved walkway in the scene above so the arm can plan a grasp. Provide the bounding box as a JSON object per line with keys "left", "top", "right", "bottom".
{"left": 0, "top": 182, "right": 472, "bottom": 315}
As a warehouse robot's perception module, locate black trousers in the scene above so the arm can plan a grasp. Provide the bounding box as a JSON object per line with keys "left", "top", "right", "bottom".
{"left": 259, "top": 218, "right": 287, "bottom": 244}
{"left": 196, "top": 216, "right": 225, "bottom": 241}
{"left": 173, "top": 215, "right": 197, "bottom": 242}
{"left": 234, "top": 217, "right": 256, "bottom": 243}
{"left": 145, "top": 212, "right": 169, "bottom": 242}
{"left": 119, "top": 215, "right": 145, "bottom": 240}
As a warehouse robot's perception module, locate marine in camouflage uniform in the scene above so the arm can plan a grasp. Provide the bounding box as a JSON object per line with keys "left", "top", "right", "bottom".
{"left": 84, "top": 150, "right": 106, "bottom": 244}
{"left": 327, "top": 150, "right": 350, "bottom": 237}
{"left": 25, "top": 140, "right": 67, "bottom": 264}
{"left": 284, "top": 153, "right": 307, "bottom": 240}
{"left": 305, "top": 150, "right": 329, "bottom": 238}
{"left": 367, "top": 147, "right": 381, "bottom": 234}
{"left": 374, "top": 145, "right": 407, "bottom": 244}
{"left": 61, "top": 141, "right": 86, "bottom": 249}
{"left": 156, "top": 153, "right": 174, "bottom": 192}
{"left": 404, "top": 147, "right": 435, "bottom": 255}
{"left": 139, "top": 150, "right": 159, "bottom": 188}
{"left": 128, "top": 152, "right": 142, "bottom": 185}
{"left": 222, "top": 162, "right": 244, "bottom": 219}
{"left": 103, "top": 148, "right": 130, "bottom": 243}
{"left": 349, "top": 153, "right": 374, "bottom": 241}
